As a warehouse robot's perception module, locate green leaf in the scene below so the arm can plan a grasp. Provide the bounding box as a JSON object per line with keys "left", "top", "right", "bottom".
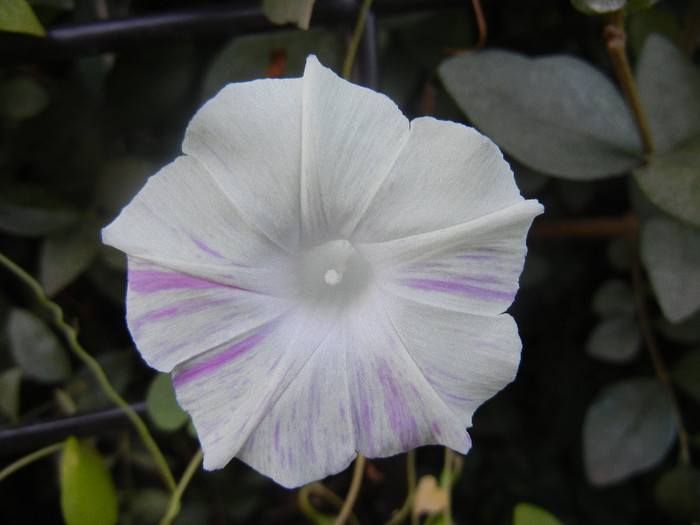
{"left": 263, "top": 0, "right": 316, "bottom": 29}
{"left": 571, "top": 0, "right": 659, "bottom": 13}
{"left": 634, "top": 133, "right": 700, "bottom": 227}
{"left": 7, "top": 307, "right": 71, "bottom": 382}
{"left": 128, "top": 488, "right": 172, "bottom": 524}
{"left": 105, "top": 44, "right": 195, "bottom": 128}
{"left": 201, "top": 28, "right": 343, "bottom": 100}
{"left": 28, "top": 0, "right": 75, "bottom": 9}
{"left": 60, "top": 436, "right": 118, "bottom": 525}
{"left": 656, "top": 310, "right": 700, "bottom": 344}
{"left": 654, "top": 466, "right": 700, "bottom": 520}
{"left": 585, "top": 316, "right": 641, "bottom": 363}
{"left": 0, "top": 0, "right": 45, "bottom": 36}
{"left": 395, "top": 9, "right": 475, "bottom": 69}
{"left": 513, "top": 503, "right": 564, "bottom": 525}
{"left": 570, "top": 0, "right": 597, "bottom": 14}
{"left": 438, "top": 50, "right": 642, "bottom": 180}
{"left": 607, "top": 236, "right": 635, "bottom": 271}
{"left": 624, "top": 0, "right": 660, "bottom": 10}
{"left": 574, "top": 0, "right": 626, "bottom": 12}
{"left": 146, "top": 372, "right": 189, "bottom": 432}
{"left": 592, "top": 279, "right": 635, "bottom": 317}
{"left": 86, "top": 253, "right": 126, "bottom": 304}
{"left": 641, "top": 217, "right": 700, "bottom": 323}
{"left": 0, "top": 185, "right": 81, "bottom": 237}
{"left": 628, "top": 8, "right": 683, "bottom": 58}
{"left": 67, "top": 351, "right": 131, "bottom": 411}
{"left": 671, "top": 348, "right": 700, "bottom": 403}
{"left": 0, "top": 77, "right": 50, "bottom": 119}
{"left": 583, "top": 377, "right": 676, "bottom": 485}
{"left": 636, "top": 34, "right": 700, "bottom": 153}
{"left": 40, "top": 218, "right": 100, "bottom": 297}
{"left": 0, "top": 367, "right": 22, "bottom": 421}
{"left": 96, "top": 157, "right": 156, "bottom": 222}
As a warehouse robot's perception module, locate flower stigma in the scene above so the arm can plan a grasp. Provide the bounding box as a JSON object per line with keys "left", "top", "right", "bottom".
{"left": 298, "top": 239, "right": 372, "bottom": 305}
{"left": 324, "top": 269, "right": 341, "bottom": 286}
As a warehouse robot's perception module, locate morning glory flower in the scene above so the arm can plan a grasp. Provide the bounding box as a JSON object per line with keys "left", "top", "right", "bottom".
{"left": 102, "top": 55, "right": 543, "bottom": 488}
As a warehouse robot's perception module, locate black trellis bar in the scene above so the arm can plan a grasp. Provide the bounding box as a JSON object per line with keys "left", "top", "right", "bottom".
{"left": 0, "top": 403, "right": 148, "bottom": 455}
{"left": 0, "top": 0, "right": 463, "bottom": 65}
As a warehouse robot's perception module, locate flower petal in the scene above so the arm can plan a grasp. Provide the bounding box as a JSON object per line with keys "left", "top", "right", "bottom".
{"left": 353, "top": 117, "right": 526, "bottom": 241}
{"left": 235, "top": 317, "right": 355, "bottom": 488}
{"left": 171, "top": 306, "right": 338, "bottom": 479}
{"left": 345, "top": 292, "right": 472, "bottom": 459}
{"left": 382, "top": 296, "right": 522, "bottom": 426}
{"left": 235, "top": 290, "right": 470, "bottom": 487}
{"left": 299, "top": 56, "right": 410, "bottom": 243}
{"left": 125, "top": 257, "right": 289, "bottom": 373}
{"left": 182, "top": 77, "right": 303, "bottom": 252}
{"left": 358, "top": 199, "right": 543, "bottom": 316}
{"left": 102, "top": 156, "right": 291, "bottom": 296}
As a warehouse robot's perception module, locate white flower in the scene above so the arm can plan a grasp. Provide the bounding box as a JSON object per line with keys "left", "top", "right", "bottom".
{"left": 102, "top": 56, "right": 543, "bottom": 488}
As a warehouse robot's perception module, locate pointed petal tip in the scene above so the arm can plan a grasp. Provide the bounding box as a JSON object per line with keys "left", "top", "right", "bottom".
{"left": 305, "top": 54, "right": 320, "bottom": 67}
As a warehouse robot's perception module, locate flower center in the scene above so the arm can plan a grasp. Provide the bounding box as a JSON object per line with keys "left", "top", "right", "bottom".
{"left": 298, "top": 239, "right": 372, "bottom": 306}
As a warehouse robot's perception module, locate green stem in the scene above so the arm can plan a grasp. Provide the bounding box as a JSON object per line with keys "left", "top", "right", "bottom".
{"left": 159, "top": 448, "right": 203, "bottom": 525}
{"left": 439, "top": 448, "right": 454, "bottom": 525}
{"left": 385, "top": 450, "right": 417, "bottom": 525}
{"left": 604, "top": 11, "right": 654, "bottom": 155}
{"left": 298, "top": 483, "right": 360, "bottom": 525}
{"left": 298, "top": 484, "right": 325, "bottom": 523}
{"left": 68, "top": 331, "right": 177, "bottom": 491}
{"left": 342, "top": 0, "right": 373, "bottom": 81}
{"left": 631, "top": 259, "right": 691, "bottom": 465}
{"left": 0, "top": 442, "right": 65, "bottom": 482}
{"left": 334, "top": 453, "right": 366, "bottom": 525}
{"left": 0, "top": 251, "right": 177, "bottom": 492}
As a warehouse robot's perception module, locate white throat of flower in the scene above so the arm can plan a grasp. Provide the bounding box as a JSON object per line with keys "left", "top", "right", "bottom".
{"left": 298, "top": 239, "right": 372, "bottom": 304}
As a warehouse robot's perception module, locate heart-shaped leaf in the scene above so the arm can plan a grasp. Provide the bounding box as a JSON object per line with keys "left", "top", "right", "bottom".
{"left": 439, "top": 50, "right": 642, "bottom": 179}
{"left": 636, "top": 34, "right": 700, "bottom": 153}
{"left": 583, "top": 377, "right": 676, "bottom": 485}
{"left": 641, "top": 217, "right": 700, "bottom": 322}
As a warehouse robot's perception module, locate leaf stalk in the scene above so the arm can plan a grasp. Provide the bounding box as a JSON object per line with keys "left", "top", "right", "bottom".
{"left": 604, "top": 11, "right": 654, "bottom": 156}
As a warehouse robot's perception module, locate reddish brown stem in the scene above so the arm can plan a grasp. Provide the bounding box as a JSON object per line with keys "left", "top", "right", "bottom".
{"left": 603, "top": 14, "right": 654, "bottom": 155}
{"left": 530, "top": 214, "right": 638, "bottom": 239}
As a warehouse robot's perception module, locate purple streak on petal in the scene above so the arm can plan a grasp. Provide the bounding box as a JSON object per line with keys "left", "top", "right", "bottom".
{"left": 418, "top": 262, "right": 444, "bottom": 269}
{"left": 352, "top": 369, "right": 373, "bottom": 450}
{"left": 193, "top": 238, "right": 225, "bottom": 259}
{"left": 444, "top": 390, "right": 474, "bottom": 403}
{"left": 146, "top": 306, "right": 180, "bottom": 321}
{"left": 378, "top": 360, "right": 420, "bottom": 452}
{"left": 432, "top": 422, "right": 441, "bottom": 436}
{"left": 173, "top": 326, "right": 274, "bottom": 387}
{"left": 400, "top": 278, "right": 514, "bottom": 302}
{"left": 129, "top": 269, "right": 253, "bottom": 294}
{"left": 129, "top": 270, "right": 220, "bottom": 293}
{"left": 274, "top": 421, "right": 280, "bottom": 453}
{"left": 457, "top": 254, "right": 497, "bottom": 261}
{"left": 453, "top": 274, "right": 501, "bottom": 286}
{"left": 130, "top": 297, "right": 237, "bottom": 333}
